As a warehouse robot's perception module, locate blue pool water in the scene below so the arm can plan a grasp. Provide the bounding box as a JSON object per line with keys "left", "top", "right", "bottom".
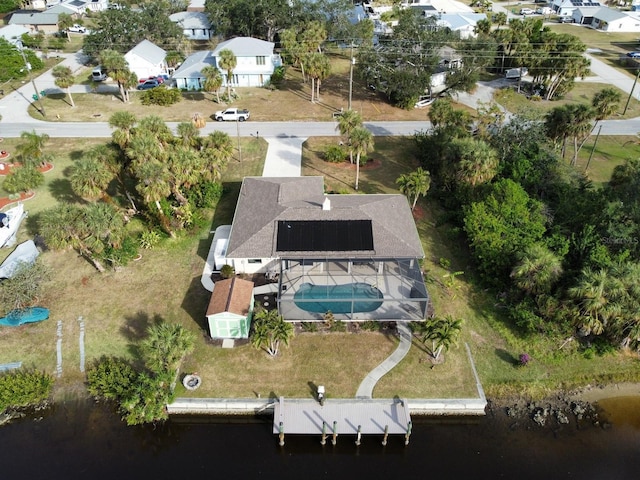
{"left": 293, "top": 282, "right": 383, "bottom": 314}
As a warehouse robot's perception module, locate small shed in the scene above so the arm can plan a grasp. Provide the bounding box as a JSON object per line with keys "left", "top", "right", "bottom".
{"left": 206, "top": 277, "right": 255, "bottom": 339}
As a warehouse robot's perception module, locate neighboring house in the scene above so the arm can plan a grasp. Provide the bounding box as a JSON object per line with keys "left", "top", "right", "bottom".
{"left": 404, "top": 0, "right": 474, "bottom": 14}
{"left": 551, "top": 0, "right": 601, "bottom": 17}
{"left": 573, "top": 6, "right": 601, "bottom": 24}
{"left": 432, "top": 12, "right": 487, "bottom": 39}
{"left": 45, "top": 4, "right": 78, "bottom": 16}
{"left": 124, "top": 40, "right": 168, "bottom": 81}
{"left": 591, "top": 7, "right": 640, "bottom": 32}
{"left": 169, "top": 11, "right": 212, "bottom": 40}
{"left": 205, "top": 277, "right": 255, "bottom": 339}
{"left": 8, "top": 12, "right": 60, "bottom": 34}
{"left": 23, "top": 0, "right": 47, "bottom": 9}
{"left": 0, "top": 25, "right": 30, "bottom": 44}
{"left": 220, "top": 176, "right": 429, "bottom": 323}
{"left": 211, "top": 37, "right": 282, "bottom": 88}
{"left": 58, "top": 0, "right": 109, "bottom": 14}
{"left": 172, "top": 50, "right": 216, "bottom": 90}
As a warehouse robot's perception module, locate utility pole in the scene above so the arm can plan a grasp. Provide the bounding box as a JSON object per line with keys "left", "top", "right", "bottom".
{"left": 16, "top": 40, "right": 45, "bottom": 117}
{"left": 348, "top": 55, "right": 355, "bottom": 111}
{"left": 623, "top": 67, "right": 640, "bottom": 116}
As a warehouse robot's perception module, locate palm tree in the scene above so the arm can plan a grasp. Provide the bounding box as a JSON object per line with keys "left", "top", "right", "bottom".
{"left": 510, "top": 243, "right": 563, "bottom": 295}
{"left": 100, "top": 49, "right": 133, "bottom": 103}
{"left": 134, "top": 160, "right": 171, "bottom": 214}
{"left": 176, "top": 122, "right": 200, "bottom": 148}
{"left": 397, "top": 168, "right": 431, "bottom": 211}
{"left": 201, "top": 65, "right": 223, "bottom": 103}
{"left": 16, "top": 130, "right": 50, "bottom": 168}
{"left": 218, "top": 49, "right": 237, "bottom": 101}
{"left": 70, "top": 157, "right": 114, "bottom": 200}
{"left": 350, "top": 126, "right": 374, "bottom": 190}
{"left": 305, "top": 52, "right": 323, "bottom": 103}
{"left": 568, "top": 268, "right": 625, "bottom": 336}
{"left": 52, "top": 65, "right": 75, "bottom": 108}
{"left": 336, "top": 109, "right": 362, "bottom": 164}
{"left": 420, "top": 316, "right": 463, "bottom": 361}
{"left": 451, "top": 137, "right": 499, "bottom": 187}
{"left": 109, "top": 111, "right": 137, "bottom": 149}
{"left": 58, "top": 13, "right": 74, "bottom": 41}
{"left": 592, "top": 87, "right": 622, "bottom": 121}
{"left": 139, "top": 321, "right": 195, "bottom": 373}
{"left": 250, "top": 308, "right": 294, "bottom": 357}
{"left": 567, "top": 104, "right": 594, "bottom": 166}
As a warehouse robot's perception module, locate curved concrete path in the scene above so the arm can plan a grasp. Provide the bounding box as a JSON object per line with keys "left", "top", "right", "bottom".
{"left": 355, "top": 322, "right": 413, "bottom": 399}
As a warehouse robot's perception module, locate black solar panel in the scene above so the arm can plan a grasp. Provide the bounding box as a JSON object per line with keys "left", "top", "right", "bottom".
{"left": 276, "top": 220, "right": 374, "bottom": 252}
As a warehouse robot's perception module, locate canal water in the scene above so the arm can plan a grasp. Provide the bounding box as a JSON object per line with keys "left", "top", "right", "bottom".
{"left": 1, "top": 398, "right": 639, "bottom": 480}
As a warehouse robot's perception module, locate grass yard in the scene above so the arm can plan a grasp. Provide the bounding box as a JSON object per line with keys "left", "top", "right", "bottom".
{"left": 33, "top": 53, "right": 431, "bottom": 123}
{"left": 493, "top": 81, "right": 640, "bottom": 119}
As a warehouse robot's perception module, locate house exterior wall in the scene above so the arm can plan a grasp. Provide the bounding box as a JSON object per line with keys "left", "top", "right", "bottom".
{"left": 206, "top": 299, "right": 254, "bottom": 338}
{"left": 182, "top": 27, "right": 212, "bottom": 40}
{"left": 124, "top": 52, "right": 167, "bottom": 80}
{"left": 175, "top": 77, "right": 204, "bottom": 90}
{"left": 229, "top": 257, "right": 276, "bottom": 274}
{"left": 592, "top": 16, "right": 640, "bottom": 32}
{"left": 217, "top": 54, "right": 279, "bottom": 87}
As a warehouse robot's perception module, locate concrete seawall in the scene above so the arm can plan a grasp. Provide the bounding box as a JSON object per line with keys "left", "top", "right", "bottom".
{"left": 167, "top": 397, "right": 487, "bottom": 416}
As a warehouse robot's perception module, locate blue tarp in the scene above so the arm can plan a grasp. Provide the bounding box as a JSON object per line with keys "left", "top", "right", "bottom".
{"left": 0, "top": 307, "right": 49, "bottom": 327}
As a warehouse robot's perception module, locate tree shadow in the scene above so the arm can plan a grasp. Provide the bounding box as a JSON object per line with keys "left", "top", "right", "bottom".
{"left": 48, "top": 177, "right": 83, "bottom": 204}
{"left": 495, "top": 348, "right": 518, "bottom": 366}
{"left": 180, "top": 275, "right": 211, "bottom": 331}
{"left": 120, "top": 310, "right": 155, "bottom": 342}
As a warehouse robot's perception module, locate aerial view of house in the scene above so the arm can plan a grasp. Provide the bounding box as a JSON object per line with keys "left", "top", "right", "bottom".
{"left": 219, "top": 176, "right": 429, "bottom": 322}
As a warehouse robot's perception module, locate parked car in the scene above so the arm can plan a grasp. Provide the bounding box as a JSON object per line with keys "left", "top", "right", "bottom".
{"left": 626, "top": 52, "right": 640, "bottom": 58}
{"left": 558, "top": 16, "right": 575, "bottom": 23}
{"left": 137, "top": 80, "right": 161, "bottom": 90}
{"left": 138, "top": 76, "right": 165, "bottom": 84}
{"left": 67, "top": 24, "right": 86, "bottom": 33}
{"left": 414, "top": 95, "right": 435, "bottom": 109}
{"left": 91, "top": 66, "right": 107, "bottom": 82}
{"left": 520, "top": 8, "right": 535, "bottom": 15}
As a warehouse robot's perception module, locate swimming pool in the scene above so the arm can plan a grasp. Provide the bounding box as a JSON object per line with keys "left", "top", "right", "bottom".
{"left": 293, "top": 282, "right": 383, "bottom": 314}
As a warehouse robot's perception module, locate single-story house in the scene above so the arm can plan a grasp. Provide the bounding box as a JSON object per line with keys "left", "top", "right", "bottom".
{"left": 205, "top": 277, "right": 255, "bottom": 339}
{"left": 433, "top": 13, "right": 487, "bottom": 39}
{"left": 551, "top": 0, "right": 600, "bottom": 17}
{"left": 169, "top": 11, "right": 212, "bottom": 40}
{"left": 8, "top": 12, "right": 60, "bottom": 34}
{"left": 23, "top": 0, "right": 47, "bottom": 9}
{"left": 0, "top": 25, "right": 30, "bottom": 44}
{"left": 211, "top": 37, "right": 282, "bottom": 88}
{"left": 220, "top": 176, "right": 430, "bottom": 322}
{"left": 172, "top": 50, "right": 215, "bottom": 90}
{"left": 58, "top": 0, "right": 109, "bottom": 14}
{"left": 405, "top": 0, "right": 474, "bottom": 14}
{"left": 45, "top": 4, "right": 78, "bottom": 16}
{"left": 591, "top": 7, "right": 640, "bottom": 32}
{"left": 124, "top": 40, "right": 168, "bottom": 81}
{"left": 572, "top": 6, "right": 601, "bottom": 25}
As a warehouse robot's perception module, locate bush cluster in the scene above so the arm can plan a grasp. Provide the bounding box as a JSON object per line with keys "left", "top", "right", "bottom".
{"left": 140, "top": 86, "right": 182, "bottom": 106}
{"left": 0, "top": 369, "right": 53, "bottom": 413}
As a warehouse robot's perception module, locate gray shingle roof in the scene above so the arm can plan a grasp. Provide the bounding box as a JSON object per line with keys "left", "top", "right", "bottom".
{"left": 127, "top": 39, "right": 166, "bottom": 65}
{"left": 169, "top": 11, "right": 211, "bottom": 29}
{"left": 172, "top": 50, "right": 215, "bottom": 78}
{"left": 226, "top": 177, "right": 424, "bottom": 260}
{"left": 593, "top": 6, "right": 628, "bottom": 22}
{"left": 9, "top": 12, "right": 59, "bottom": 25}
{"left": 212, "top": 36, "right": 274, "bottom": 57}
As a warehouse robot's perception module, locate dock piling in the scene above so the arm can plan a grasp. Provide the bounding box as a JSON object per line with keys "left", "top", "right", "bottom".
{"left": 355, "top": 425, "right": 362, "bottom": 446}
{"left": 320, "top": 421, "right": 327, "bottom": 446}
{"left": 382, "top": 425, "right": 389, "bottom": 446}
{"left": 331, "top": 420, "right": 338, "bottom": 446}
{"left": 404, "top": 421, "right": 412, "bottom": 446}
{"left": 278, "top": 421, "right": 285, "bottom": 446}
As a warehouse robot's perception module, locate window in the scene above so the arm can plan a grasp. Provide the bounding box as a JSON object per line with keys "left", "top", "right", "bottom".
{"left": 248, "top": 259, "right": 263, "bottom": 264}
{"left": 256, "top": 56, "right": 266, "bottom": 66}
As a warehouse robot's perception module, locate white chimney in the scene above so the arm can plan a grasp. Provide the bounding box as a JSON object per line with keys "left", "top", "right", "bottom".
{"left": 322, "top": 197, "right": 331, "bottom": 211}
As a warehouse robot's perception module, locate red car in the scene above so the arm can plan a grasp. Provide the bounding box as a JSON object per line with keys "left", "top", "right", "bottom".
{"left": 138, "top": 76, "right": 165, "bottom": 84}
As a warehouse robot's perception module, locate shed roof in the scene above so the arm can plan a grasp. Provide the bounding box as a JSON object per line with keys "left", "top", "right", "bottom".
{"left": 226, "top": 177, "right": 424, "bottom": 260}
{"left": 212, "top": 36, "right": 274, "bottom": 57}
{"left": 126, "top": 39, "right": 166, "bottom": 65}
{"left": 206, "top": 277, "right": 255, "bottom": 317}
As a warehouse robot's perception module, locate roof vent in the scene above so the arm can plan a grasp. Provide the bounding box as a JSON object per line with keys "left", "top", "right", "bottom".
{"left": 322, "top": 197, "right": 331, "bottom": 211}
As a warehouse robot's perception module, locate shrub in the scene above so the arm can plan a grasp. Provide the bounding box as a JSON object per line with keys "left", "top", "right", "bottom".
{"left": 102, "top": 235, "right": 139, "bottom": 268}
{"left": 139, "top": 229, "right": 162, "bottom": 250}
{"left": 220, "top": 264, "right": 235, "bottom": 279}
{"left": 325, "top": 144, "right": 346, "bottom": 163}
{"left": 519, "top": 353, "right": 531, "bottom": 367}
{"left": 361, "top": 320, "right": 378, "bottom": 332}
{"left": 301, "top": 322, "right": 318, "bottom": 332}
{"left": 0, "top": 369, "right": 53, "bottom": 413}
{"left": 270, "top": 66, "right": 286, "bottom": 87}
{"left": 140, "top": 85, "right": 182, "bottom": 106}
{"left": 86, "top": 356, "right": 137, "bottom": 402}
{"left": 2, "top": 166, "right": 44, "bottom": 193}
{"left": 186, "top": 181, "right": 223, "bottom": 209}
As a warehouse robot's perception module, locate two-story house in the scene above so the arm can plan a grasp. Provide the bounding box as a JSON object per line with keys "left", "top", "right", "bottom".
{"left": 211, "top": 36, "right": 282, "bottom": 88}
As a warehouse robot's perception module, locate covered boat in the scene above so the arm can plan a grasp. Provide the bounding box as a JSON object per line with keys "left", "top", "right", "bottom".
{"left": 0, "top": 239, "right": 39, "bottom": 279}
{"left": 0, "top": 203, "right": 27, "bottom": 249}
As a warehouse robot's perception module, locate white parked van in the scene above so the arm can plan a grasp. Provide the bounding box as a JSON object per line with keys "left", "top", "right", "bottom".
{"left": 505, "top": 67, "right": 528, "bottom": 79}
{"left": 91, "top": 66, "right": 107, "bottom": 82}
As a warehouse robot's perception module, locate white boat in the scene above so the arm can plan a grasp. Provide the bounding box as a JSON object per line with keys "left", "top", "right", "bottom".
{"left": 0, "top": 203, "right": 27, "bottom": 249}
{"left": 0, "top": 239, "right": 39, "bottom": 279}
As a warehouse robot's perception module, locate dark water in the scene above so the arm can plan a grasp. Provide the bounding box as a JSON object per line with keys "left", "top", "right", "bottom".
{"left": 1, "top": 399, "right": 640, "bottom": 480}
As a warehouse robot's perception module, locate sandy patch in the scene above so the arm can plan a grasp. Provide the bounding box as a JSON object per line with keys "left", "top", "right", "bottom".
{"left": 571, "top": 383, "right": 640, "bottom": 403}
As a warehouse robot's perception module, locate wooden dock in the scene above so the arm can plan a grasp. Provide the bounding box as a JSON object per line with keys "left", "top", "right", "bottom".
{"left": 273, "top": 397, "right": 412, "bottom": 445}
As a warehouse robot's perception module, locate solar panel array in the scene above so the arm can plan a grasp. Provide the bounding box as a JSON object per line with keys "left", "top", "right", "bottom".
{"left": 276, "top": 220, "right": 374, "bottom": 252}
